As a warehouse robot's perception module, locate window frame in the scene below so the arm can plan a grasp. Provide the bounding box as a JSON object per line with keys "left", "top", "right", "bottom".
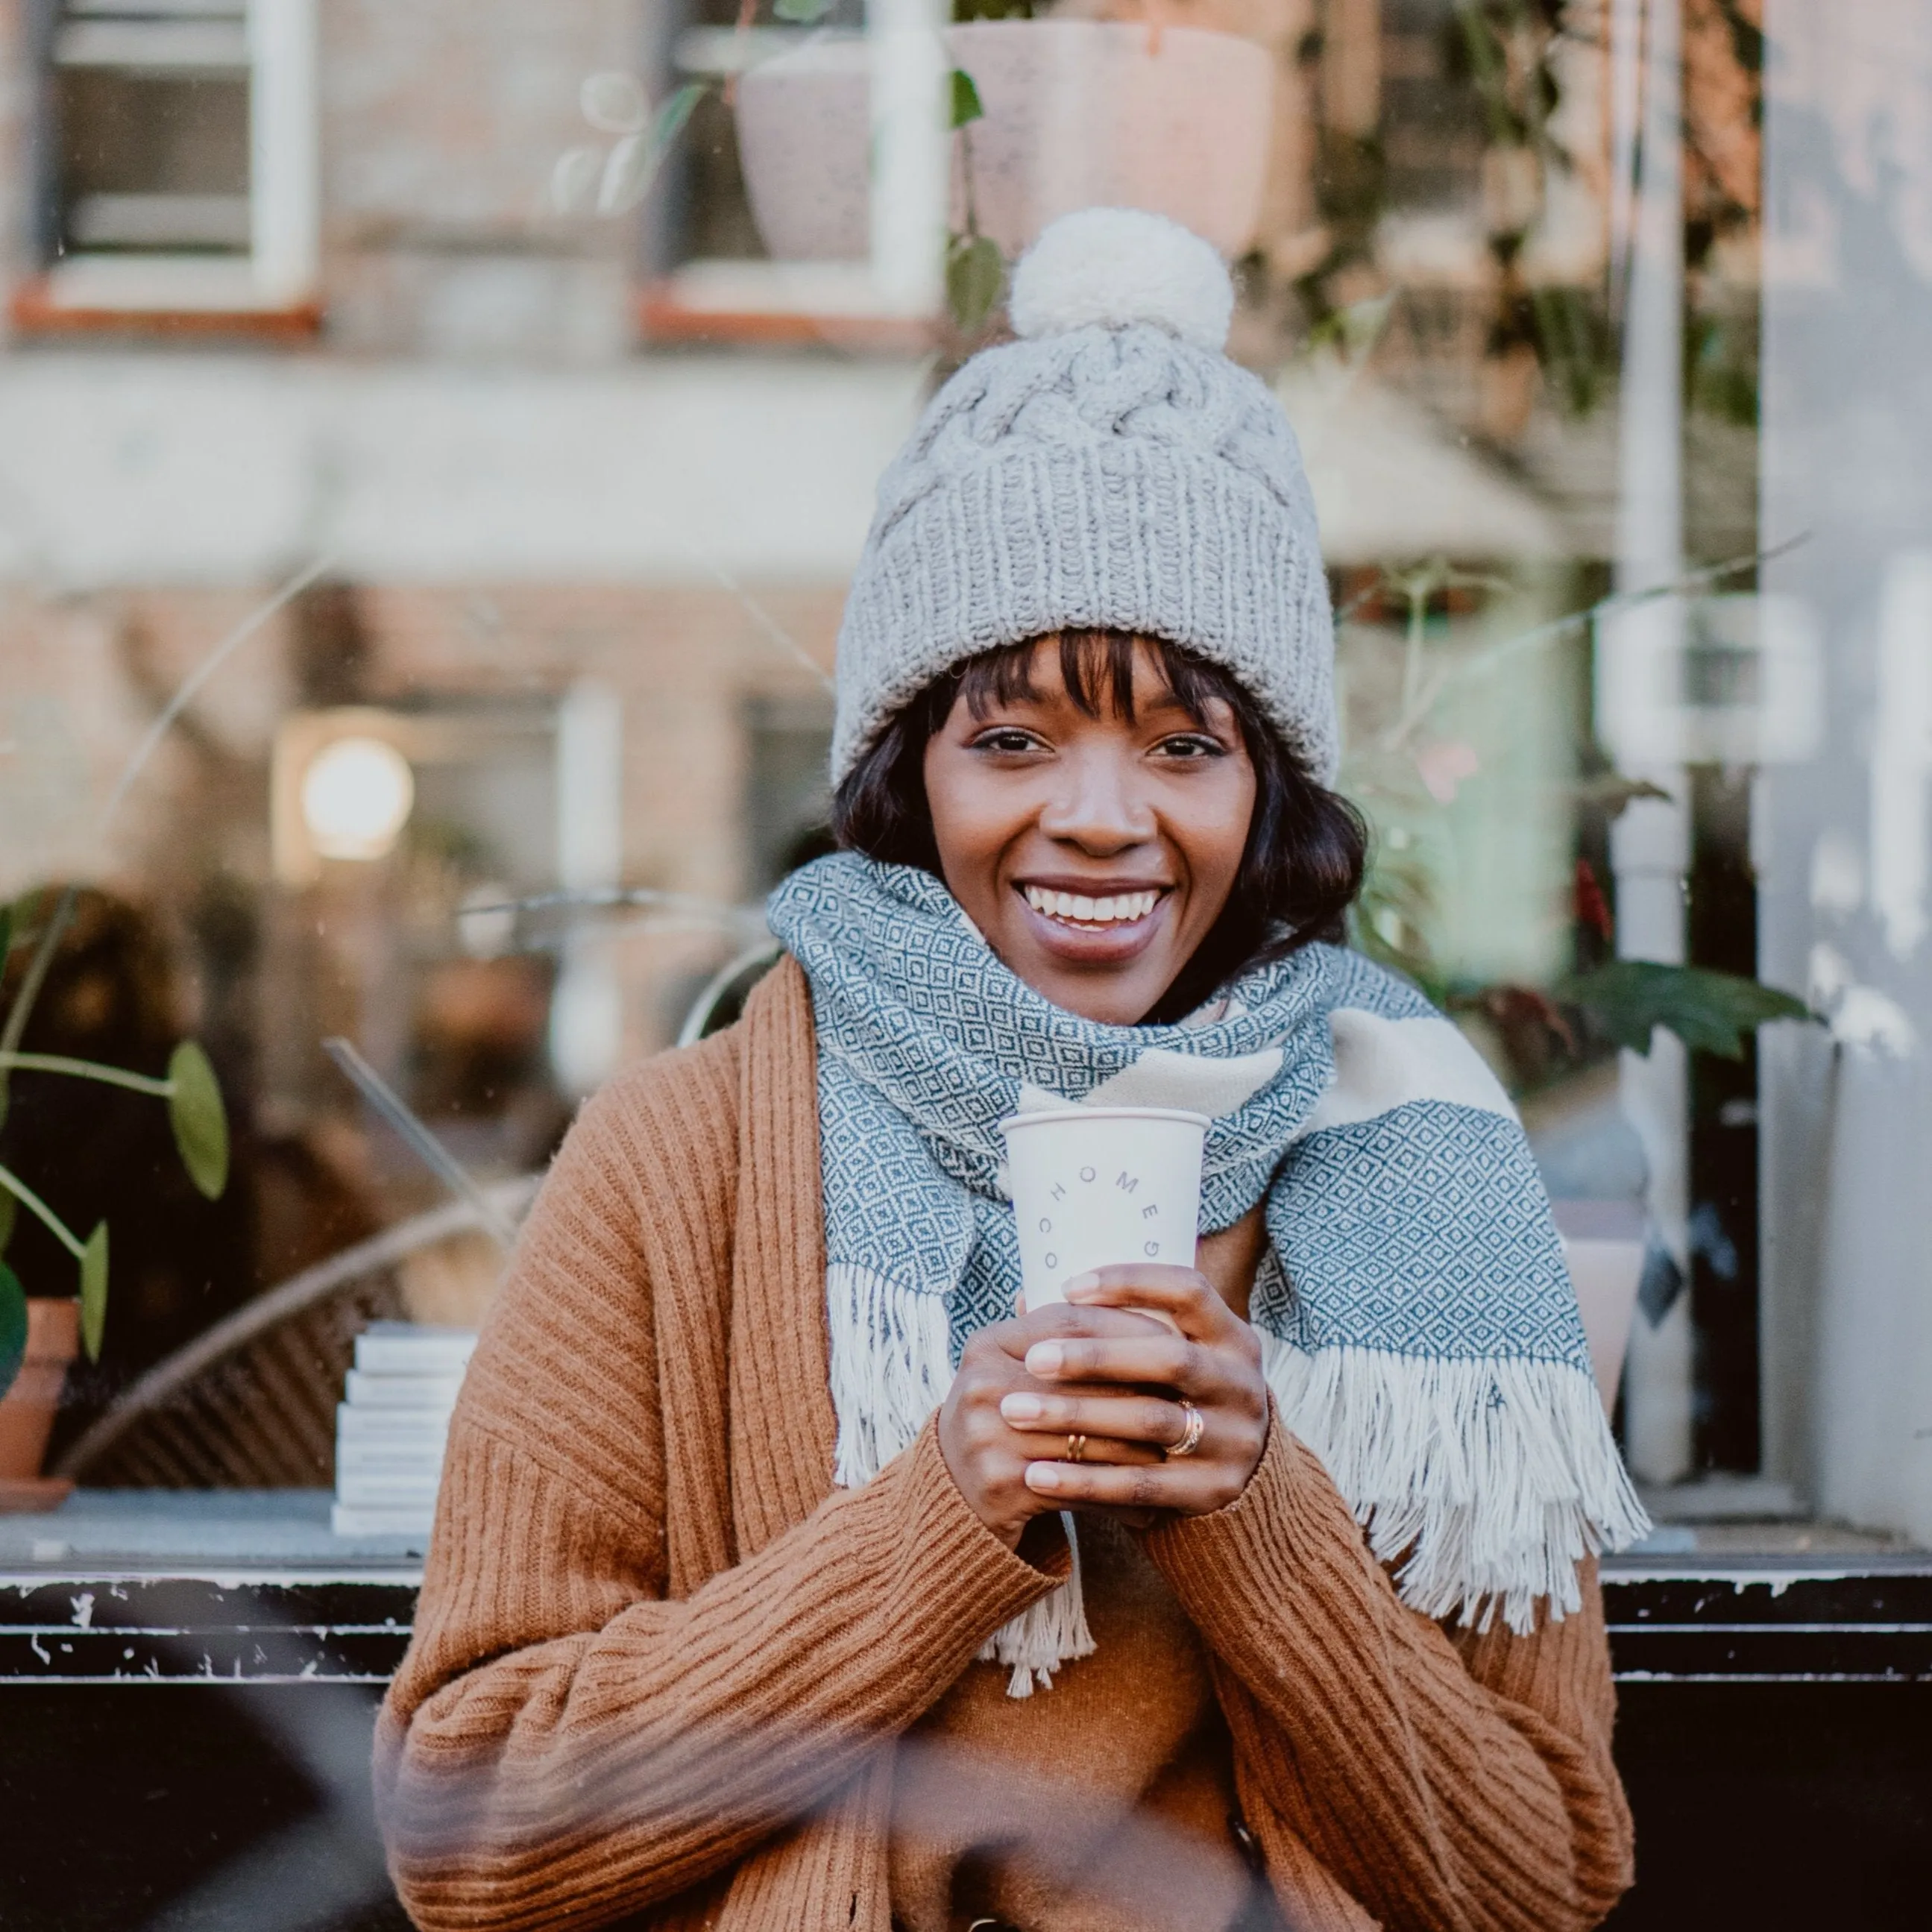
{"left": 14, "top": 0, "right": 318, "bottom": 331}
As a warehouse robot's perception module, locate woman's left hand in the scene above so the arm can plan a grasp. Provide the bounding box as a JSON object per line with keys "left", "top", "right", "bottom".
{"left": 996, "top": 1265, "right": 1270, "bottom": 1518}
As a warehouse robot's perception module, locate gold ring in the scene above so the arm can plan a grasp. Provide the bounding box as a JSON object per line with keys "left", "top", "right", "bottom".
{"left": 1164, "top": 1403, "right": 1204, "bottom": 1460}
{"left": 1066, "top": 1433, "right": 1088, "bottom": 1464}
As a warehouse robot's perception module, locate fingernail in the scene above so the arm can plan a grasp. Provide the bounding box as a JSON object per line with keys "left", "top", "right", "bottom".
{"left": 1025, "top": 1461, "right": 1063, "bottom": 1491}
{"left": 1025, "top": 1342, "right": 1065, "bottom": 1376}
{"left": 1063, "top": 1271, "right": 1101, "bottom": 1297}
{"left": 1001, "top": 1392, "right": 1044, "bottom": 1423}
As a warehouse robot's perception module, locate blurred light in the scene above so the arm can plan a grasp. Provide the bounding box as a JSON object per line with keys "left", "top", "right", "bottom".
{"left": 301, "top": 735, "right": 414, "bottom": 861}
{"left": 1872, "top": 552, "right": 1932, "bottom": 960}
{"left": 1809, "top": 832, "right": 1864, "bottom": 919}
{"left": 550, "top": 954, "right": 623, "bottom": 1097}
{"left": 457, "top": 884, "right": 516, "bottom": 959}
{"left": 580, "top": 72, "right": 647, "bottom": 135}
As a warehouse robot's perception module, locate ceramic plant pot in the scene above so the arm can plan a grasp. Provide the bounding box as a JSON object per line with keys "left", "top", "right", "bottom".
{"left": 945, "top": 20, "right": 1273, "bottom": 259}
{"left": 0, "top": 1298, "right": 79, "bottom": 1509}
{"left": 734, "top": 33, "right": 872, "bottom": 263}
{"left": 733, "top": 21, "right": 1274, "bottom": 266}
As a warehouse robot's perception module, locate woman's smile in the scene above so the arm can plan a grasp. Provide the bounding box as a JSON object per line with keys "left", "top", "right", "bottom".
{"left": 1014, "top": 878, "right": 1171, "bottom": 960}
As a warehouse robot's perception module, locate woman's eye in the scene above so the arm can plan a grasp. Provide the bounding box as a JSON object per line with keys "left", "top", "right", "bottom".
{"left": 1155, "top": 734, "right": 1224, "bottom": 760}
{"left": 972, "top": 729, "right": 1042, "bottom": 755}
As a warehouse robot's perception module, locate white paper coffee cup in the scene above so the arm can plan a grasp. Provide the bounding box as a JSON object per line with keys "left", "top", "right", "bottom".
{"left": 999, "top": 1106, "right": 1209, "bottom": 1311}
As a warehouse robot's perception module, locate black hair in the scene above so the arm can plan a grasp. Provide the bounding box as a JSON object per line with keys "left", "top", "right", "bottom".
{"left": 830, "top": 630, "right": 1367, "bottom": 1024}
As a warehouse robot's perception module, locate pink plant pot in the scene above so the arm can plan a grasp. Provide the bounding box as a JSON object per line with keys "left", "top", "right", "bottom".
{"left": 0, "top": 1298, "right": 78, "bottom": 1485}
{"left": 733, "top": 21, "right": 1274, "bottom": 267}
{"left": 947, "top": 21, "right": 1274, "bottom": 259}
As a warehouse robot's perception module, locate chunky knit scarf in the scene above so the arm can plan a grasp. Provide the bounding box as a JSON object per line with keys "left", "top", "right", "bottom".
{"left": 767, "top": 857, "right": 1647, "bottom": 1691}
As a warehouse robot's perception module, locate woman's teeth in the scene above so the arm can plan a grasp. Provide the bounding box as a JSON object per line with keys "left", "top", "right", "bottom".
{"left": 1023, "top": 886, "right": 1159, "bottom": 926}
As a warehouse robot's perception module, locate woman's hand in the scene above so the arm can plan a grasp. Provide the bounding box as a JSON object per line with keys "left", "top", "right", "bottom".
{"left": 938, "top": 1303, "right": 1171, "bottom": 1549}
{"left": 998, "top": 1265, "right": 1270, "bottom": 1519}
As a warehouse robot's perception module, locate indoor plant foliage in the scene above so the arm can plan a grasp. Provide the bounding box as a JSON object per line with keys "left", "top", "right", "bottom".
{"left": 1331, "top": 550, "right": 1810, "bottom": 1092}
{"left": 0, "top": 896, "right": 230, "bottom": 1412}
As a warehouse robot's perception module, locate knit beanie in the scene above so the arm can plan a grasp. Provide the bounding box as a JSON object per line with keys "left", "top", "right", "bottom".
{"left": 831, "top": 207, "right": 1336, "bottom": 785}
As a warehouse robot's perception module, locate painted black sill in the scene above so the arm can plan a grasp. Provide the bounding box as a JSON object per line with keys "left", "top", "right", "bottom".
{"left": 3, "top": 1496, "right": 1930, "bottom": 1685}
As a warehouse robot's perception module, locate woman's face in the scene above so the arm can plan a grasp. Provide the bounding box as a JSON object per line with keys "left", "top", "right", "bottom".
{"left": 922, "top": 640, "right": 1256, "bottom": 1025}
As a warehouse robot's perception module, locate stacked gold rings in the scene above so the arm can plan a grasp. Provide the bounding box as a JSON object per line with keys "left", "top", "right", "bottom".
{"left": 1164, "top": 1402, "right": 1205, "bottom": 1459}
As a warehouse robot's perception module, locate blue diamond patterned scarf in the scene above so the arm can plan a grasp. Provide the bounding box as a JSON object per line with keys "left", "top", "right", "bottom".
{"left": 767, "top": 856, "right": 1646, "bottom": 1687}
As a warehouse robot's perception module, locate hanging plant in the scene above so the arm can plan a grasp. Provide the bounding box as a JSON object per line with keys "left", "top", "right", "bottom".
{"left": 0, "top": 896, "right": 230, "bottom": 1400}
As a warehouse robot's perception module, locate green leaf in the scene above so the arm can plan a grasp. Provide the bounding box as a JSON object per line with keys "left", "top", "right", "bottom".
{"left": 654, "top": 81, "right": 706, "bottom": 154}
{"left": 168, "top": 1040, "right": 230, "bottom": 1200}
{"left": 0, "top": 1262, "right": 25, "bottom": 1400}
{"left": 597, "top": 82, "right": 707, "bottom": 215}
{"left": 0, "top": 1185, "right": 13, "bottom": 1256}
{"left": 948, "top": 67, "right": 984, "bottom": 129}
{"left": 78, "top": 1223, "right": 107, "bottom": 1363}
{"left": 1560, "top": 961, "right": 1813, "bottom": 1060}
{"left": 946, "top": 233, "right": 1004, "bottom": 332}
{"left": 774, "top": 0, "right": 837, "bottom": 18}
{"left": 0, "top": 902, "right": 9, "bottom": 1133}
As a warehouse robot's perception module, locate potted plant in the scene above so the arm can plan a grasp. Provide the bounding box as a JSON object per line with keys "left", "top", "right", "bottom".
{"left": 1329, "top": 544, "right": 1812, "bottom": 1407}
{"left": 0, "top": 896, "right": 230, "bottom": 1505}
{"left": 729, "top": 2, "right": 1274, "bottom": 290}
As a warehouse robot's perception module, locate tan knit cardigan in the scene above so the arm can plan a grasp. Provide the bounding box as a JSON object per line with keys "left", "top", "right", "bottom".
{"left": 377, "top": 960, "right": 1634, "bottom": 1932}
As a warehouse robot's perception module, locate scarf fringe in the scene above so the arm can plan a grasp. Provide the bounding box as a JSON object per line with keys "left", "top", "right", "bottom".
{"left": 975, "top": 1511, "right": 1096, "bottom": 1697}
{"left": 1259, "top": 1334, "right": 1652, "bottom": 1634}
{"left": 826, "top": 1264, "right": 955, "bottom": 1489}
{"left": 828, "top": 1262, "right": 1093, "bottom": 1696}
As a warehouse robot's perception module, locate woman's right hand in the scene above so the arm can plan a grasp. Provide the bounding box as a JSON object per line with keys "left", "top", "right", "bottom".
{"left": 937, "top": 1303, "right": 1170, "bottom": 1548}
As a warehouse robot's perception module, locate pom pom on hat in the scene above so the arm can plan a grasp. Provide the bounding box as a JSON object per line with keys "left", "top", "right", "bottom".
{"left": 1009, "top": 207, "right": 1234, "bottom": 353}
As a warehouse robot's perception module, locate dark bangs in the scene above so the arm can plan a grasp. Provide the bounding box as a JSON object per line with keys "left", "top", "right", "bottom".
{"left": 831, "top": 631, "right": 1367, "bottom": 1024}
{"left": 953, "top": 628, "right": 1242, "bottom": 733}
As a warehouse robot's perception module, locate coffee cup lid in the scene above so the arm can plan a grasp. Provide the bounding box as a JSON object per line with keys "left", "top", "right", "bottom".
{"left": 998, "top": 1105, "right": 1211, "bottom": 1135}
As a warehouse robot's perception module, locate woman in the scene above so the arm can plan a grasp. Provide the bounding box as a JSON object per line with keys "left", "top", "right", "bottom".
{"left": 378, "top": 211, "right": 1646, "bottom": 1932}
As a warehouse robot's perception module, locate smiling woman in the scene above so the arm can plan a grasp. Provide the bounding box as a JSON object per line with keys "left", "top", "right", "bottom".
{"left": 831, "top": 629, "right": 1365, "bottom": 1025}
{"left": 377, "top": 210, "right": 1643, "bottom": 1932}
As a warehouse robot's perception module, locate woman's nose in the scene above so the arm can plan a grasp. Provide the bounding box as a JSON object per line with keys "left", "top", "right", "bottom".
{"left": 1036, "top": 752, "right": 1156, "bottom": 852}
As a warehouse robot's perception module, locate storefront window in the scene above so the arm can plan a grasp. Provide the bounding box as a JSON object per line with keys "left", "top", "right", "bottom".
{"left": 1, "top": 0, "right": 1928, "bottom": 1576}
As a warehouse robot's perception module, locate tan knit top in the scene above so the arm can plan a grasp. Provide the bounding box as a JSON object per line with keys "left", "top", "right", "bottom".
{"left": 376, "top": 960, "right": 1634, "bottom": 1932}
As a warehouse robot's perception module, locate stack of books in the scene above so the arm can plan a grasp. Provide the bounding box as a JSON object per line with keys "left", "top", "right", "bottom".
{"left": 330, "top": 1323, "right": 478, "bottom": 1538}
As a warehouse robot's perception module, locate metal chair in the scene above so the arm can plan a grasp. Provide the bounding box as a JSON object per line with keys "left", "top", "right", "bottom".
{"left": 54, "top": 1177, "right": 538, "bottom": 1487}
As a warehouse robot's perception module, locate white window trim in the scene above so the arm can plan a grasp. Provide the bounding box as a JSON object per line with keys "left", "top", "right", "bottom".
{"left": 40, "top": 0, "right": 318, "bottom": 315}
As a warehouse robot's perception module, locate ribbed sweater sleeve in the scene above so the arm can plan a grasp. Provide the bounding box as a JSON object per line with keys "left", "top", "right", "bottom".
{"left": 374, "top": 1046, "right": 1061, "bottom": 1932}
{"left": 1142, "top": 1412, "right": 1633, "bottom": 1932}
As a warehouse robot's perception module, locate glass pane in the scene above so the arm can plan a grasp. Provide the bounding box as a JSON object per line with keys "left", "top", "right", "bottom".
{"left": 1, "top": 0, "right": 1928, "bottom": 1573}
{"left": 57, "top": 69, "right": 250, "bottom": 252}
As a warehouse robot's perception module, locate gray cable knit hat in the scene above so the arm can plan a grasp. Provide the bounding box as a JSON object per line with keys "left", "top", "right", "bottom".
{"left": 831, "top": 207, "right": 1336, "bottom": 784}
